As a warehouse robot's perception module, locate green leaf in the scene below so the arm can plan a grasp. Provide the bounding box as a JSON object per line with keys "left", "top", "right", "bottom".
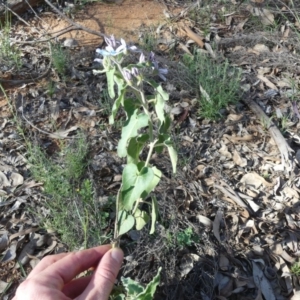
{"left": 134, "top": 209, "right": 150, "bottom": 230}
{"left": 156, "top": 117, "right": 172, "bottom": 154}
{"left": 141, "top": 166, "right": 161, "bottom": 198}
{"left": 110, "top": 295, "right": 125, "bottom": 300}
{"left": 121, "top": 276, "right": 144, "bottom": 296}
{"left": 127, "top": 134, "right": 149, "bottom": 164}
{"left": 124, "top": 97, "right": 137, "bottom": 116}
{"left": 114, "top": 75, "right": 125, "bottom": 99}
{"left": 118, "top": 211, "right": 135, "bottom": 236}
{"left": 146, "top": 79, "right": 159, "bottom": 89}
{"left": 150, "top": 195, "right": 158, "bottom": 234}
{"left": 155, "top": 133, "right": 169, "bottom": 154}
{"left": 159, "top": 115, "right": 171, "bottom": 134}
{"left": 120, "top": 268, "right": 162, "bottom": 300}
{"left": 136, "top": 267, "right": 162, "bottom": 299}
{"left": 109, "top": 87, "right": 126, "bottom": 125}
{"left": 154, "top": 92, "right": 165, "bottom": 123}
{"left": 118, "top": 110, "right": 149, "bottom": 158}
{"left": 107, "top": 67, "right": 116, "bottom": 99}
{"left": 165, "top": 140, "right": 177, "bottom": 174}
{"left": 121, "top": 164, "right": 154, "bottom": 211}
{"left": 156, "top": 84, "right": 169, "bottom": 101}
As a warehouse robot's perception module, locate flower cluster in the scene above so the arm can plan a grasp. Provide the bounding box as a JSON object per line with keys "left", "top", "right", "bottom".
{"left": 95, "top": 35, "right": 168, "bottom": 82}
{"left": 96, "top": 35, "right": 139, "bottom": 57}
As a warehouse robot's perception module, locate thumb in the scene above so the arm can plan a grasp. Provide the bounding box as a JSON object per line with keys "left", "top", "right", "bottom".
{"left": 77, "top": 247, "right": 124, "bottom": 300}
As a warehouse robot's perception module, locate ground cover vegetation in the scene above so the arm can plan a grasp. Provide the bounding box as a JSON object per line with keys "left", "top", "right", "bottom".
{"left": 1, "top": 0, "right": 300, "bottom": 299}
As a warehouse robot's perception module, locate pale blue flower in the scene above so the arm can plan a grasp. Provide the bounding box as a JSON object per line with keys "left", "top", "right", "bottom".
{"left": 131, "top": 67, "right": 139, "bottom": 77}
{"left": 148, "top": 52, "right": 168, "bottom": 81}
{"left": 96, "top": 36, "right": 139, "bottom": 57}
{"left": 149, "top": 51, "right": 155, "bottom": 62}
{"left": 122, "top": 69, "right": 132, "bottom": 83}
{"left": 104, "top": 35, "right": 116, "bottom": 48}
{"left": 139, "top": 53, "right": 145, "bottom": 63}
{"left": 157, "top": 67, "right": 168, "bottom": 81}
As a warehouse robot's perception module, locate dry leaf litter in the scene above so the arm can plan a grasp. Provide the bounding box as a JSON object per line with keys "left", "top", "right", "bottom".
{"left": 1, "top": 0, "right": 300, "bottom": 299}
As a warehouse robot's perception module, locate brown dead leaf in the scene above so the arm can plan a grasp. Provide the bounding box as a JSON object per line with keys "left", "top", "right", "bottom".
{"left": 17, "top": 233, "right": 45, "bottom": 266}
{"left": 223, "top": 134, "right": 253, "bottom": 143}
{"left": 257, "top": 74, "right": 278, "bottom": 90}
{"left": 197, "top": 214, "right": 213, "bottom": 228}
{"left": 49, "top": 126, "right": 78, "bottom": 139}
{"left": 240, "top": 172, "right": 273, "bottom": 188}
{"left": 1, "top": 241, "right": 17, "bottom": 263}
{"left": 0, "top": 232, "right": 8, "bottom": 253}
{"left": 219, "top": 254, "right": 230, "bottom": 271}
{"left": 252, "top": 260, "right": 276, "bottom": 300}
{"left": 0, "top": 171, "right": 10, "bottom": 187}
{"left": 247, "top": 6, "right": 274, "bottom": 26}
{"left": 213, "top": 211, "right": 224, "bottom": 243}
{"left": 180, "top": 26, "right": 204, "bottom": 48}
{"left": 219, "top": 143, "right": 232, "bottom": 159}
{"left": 253, "top": 44, "right": 270, "bottom": 53}
{"left": 233, "top": 150, "right": 247, "bottom": 167}
{"left": 10, "top": 172, "right": 24, "bottom": 187}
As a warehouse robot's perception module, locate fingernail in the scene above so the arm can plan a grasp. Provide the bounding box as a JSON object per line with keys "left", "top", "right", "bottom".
{"left": 111, "top": 248, "right": 124, "bottom": 264}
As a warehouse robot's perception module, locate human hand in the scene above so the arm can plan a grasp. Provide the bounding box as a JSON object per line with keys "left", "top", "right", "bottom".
{"left": 13, "top": 244, "right": 124, "bottom": 300}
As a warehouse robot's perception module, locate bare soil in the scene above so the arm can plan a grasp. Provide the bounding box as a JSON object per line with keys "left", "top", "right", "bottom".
{"left": 44, "top": 0, "right": 168, "bottom": 45}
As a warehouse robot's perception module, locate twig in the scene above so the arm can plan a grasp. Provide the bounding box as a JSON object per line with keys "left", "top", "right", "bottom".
{"left": 44, "top": 0, "right": 107, "bottom": 39}
{"left": 25, "top": 0, "right": 46, "bottom": 25}
{"left": 13, "top": 26, "right": 78, "bottom": 44}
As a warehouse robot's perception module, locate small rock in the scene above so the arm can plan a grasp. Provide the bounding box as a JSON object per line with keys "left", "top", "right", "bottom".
{"left": 63, "top": 38, "right": 79, "bottom": 48}
{"left": 129, "top": 230, "right": 140, "bottom": 241}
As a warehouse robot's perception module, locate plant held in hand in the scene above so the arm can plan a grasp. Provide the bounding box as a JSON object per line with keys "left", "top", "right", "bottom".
{"left": 94, "top": 35, "right": 177, "bottom": 241}
{"left": 94, "top": 35, "right": 177, "bottom": 298}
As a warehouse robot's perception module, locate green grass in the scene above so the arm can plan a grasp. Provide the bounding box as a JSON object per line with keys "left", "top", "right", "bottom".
{"left": 51, "top": 43, "right": 69, "bottom": 76}
{"left": 97, "top": 88, "right": 123, "bottom": 129}
{"left": 28, "top": 134, "right": 111, "bottom": 249}
{"left": 182, "top": 52, "right": 241, "bottom": 120}
{"left": 46, "top": 81, "right": 56, "bottom": 97}
{"left": 98, "top": 88, "right": 114, "bottom": 116}
{"left": 140, "top": 26, "right": 157, "bottom": 52}
{"left": 0, "top": 14, "right": 22, "bottom": 69}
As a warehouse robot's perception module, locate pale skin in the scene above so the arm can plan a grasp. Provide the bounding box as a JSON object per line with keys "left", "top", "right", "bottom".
{"left": 13, "top": 245, "right": 124, "bottom": 300}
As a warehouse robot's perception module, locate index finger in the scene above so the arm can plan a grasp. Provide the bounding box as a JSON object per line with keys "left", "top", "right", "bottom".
{"left": 31, "top": 245, "right": 112, "bottom": 290}
{"left": 27, "top": 252, "right": 69, "bottom": 279}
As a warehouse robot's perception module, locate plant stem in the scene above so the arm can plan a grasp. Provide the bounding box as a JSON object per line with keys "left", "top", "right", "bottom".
{"left": 139, "top": 90, "right": 154, "bottom": 144}
{"left": 145, "top": 139, "right": 158, "bottom": 167}
{"left": 132, "top": 197, "right": 142, "bottom": 215}
{"left": 112, "top": 190, "right": 121, "bottom": 248}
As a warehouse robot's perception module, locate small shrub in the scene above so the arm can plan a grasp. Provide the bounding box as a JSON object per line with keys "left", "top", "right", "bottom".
{"left": 140, "top": 27, "right": 157, "bottom": 52}
{"left": 176, "top": 227, "right": 199, "bottom": 247}
{"left": 28, "top": 134, "right": 111, "bottom": 249}
{"left": 51, "top": 44, "right": 69, "bottom": 76}
{"left": 182, "top": 52, "right": 241, "bottom": 120}
{"left": 0, "top": 14, "right": 22, "bottom": 69}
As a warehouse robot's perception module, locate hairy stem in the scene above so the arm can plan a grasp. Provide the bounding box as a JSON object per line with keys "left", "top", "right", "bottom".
{"left": 145, "top": 139, "right": 158, "bottom": 167}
